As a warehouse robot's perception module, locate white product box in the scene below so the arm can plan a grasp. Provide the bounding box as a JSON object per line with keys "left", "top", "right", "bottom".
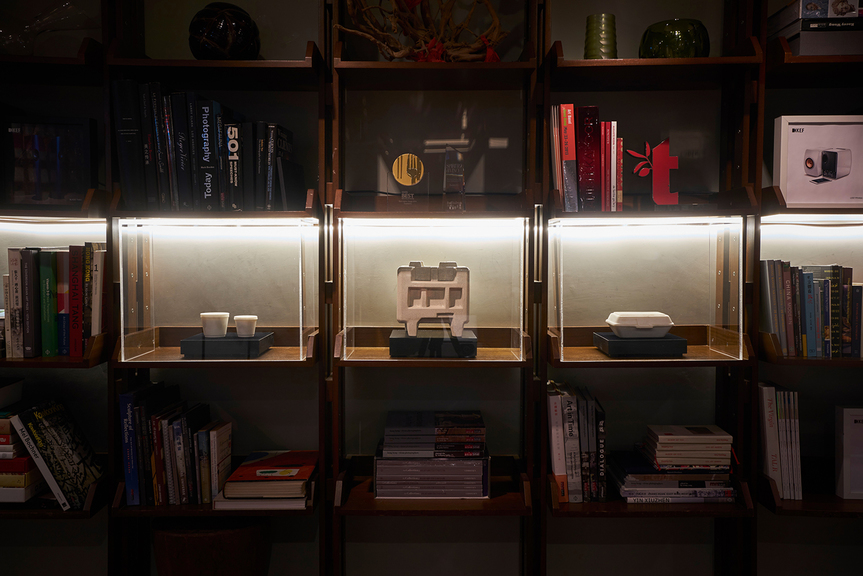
{"left": 605, "top": 311, "right": 673, "bottom": 339}
{"left": 774, "top": 116, "right": 863, "bottom": 208}
{"left": 836, "top": 406, "right": 863, "bottom": 499}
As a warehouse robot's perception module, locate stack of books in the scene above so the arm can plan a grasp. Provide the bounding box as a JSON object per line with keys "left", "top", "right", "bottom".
{"left": 758, "top": 382, "right": 802, "bottom": 501}
{"left": 215, "top": 450, "right": 317, "bottom": 510}
{"left": 611, "top": 425, "right": 735, "bottom": 504}
{"left": 546, "top": 381, "right": 607, "bottom": 503}
{"left": 5, "top": 244, "right": 107, "bottom": 359}
{"left": 0, "top": 383, "right": 49, "bottom": 504}
{"left": 119, "top": 381, "right": 232, "bottom": 508}
{"left": 767, "top": 0, "right": 862, "bottom": 56}
{"left": 112, "top": 79, "right": 304, "bottom": 212}
{"left": 374, "top": 410, "right": 490, "bottom": 499}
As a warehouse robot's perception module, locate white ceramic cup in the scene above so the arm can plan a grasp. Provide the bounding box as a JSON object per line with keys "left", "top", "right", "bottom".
{"left": 234, "top": 315, "right": 258, "bottom": 338}
{"left": 201, "top": 312, "right": 230, "bottom": 338}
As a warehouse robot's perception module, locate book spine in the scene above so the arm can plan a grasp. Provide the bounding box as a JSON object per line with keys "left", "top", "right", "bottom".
{"left": 265, "top": 124, "right": 276, "bottom": 211}
{"left": 90, "top": 251, "right": 104, "bottom": 339}
{"left": 7, "top": 249, "right": 23, "bottom": 358}
{"left": 782, "top": 391, "right": 797, "bottom": 499}
{"left": 226, "top": 123, "right": 243, "bottom": 210}
{"left": 170, "top": 92, "right": 194, "bottom": 210}
{"left": 118, "top": 393, "right": 139, "bottom": 505}
{"left": 791, "top": 266, "right": 802, "bottom": 356}
{"left": 586, "top": 393, "right": 597, "bottom": 500}
{"left": 776, "top": 390, "right": 792, "bottom": 500}
{"left": 38, "top": 251, "right": 58, "bottom": 357}
{"left": 576, "top": 395, "right": 590, "bottom": 501}
{"left": 814, "top": 282, "right": 823, "bottom": 358}
{"left": 830, "top": 266, "right": 842, "bottom": 356}
{"left": 172, "top": 419, "right": 188, "bottom": 504}
{"left": 770, "top": 260, "right": 788, "bottom": 356}
{"left": 82, "top": 244, "right": 93, "bottom": 341}
{"left": 111, "top": 79, "right": 146, "bottom": 211}
{"left": 147, "top": 83, "right": 171, "bottom": 211}
{"left": 193, "top": 431, "right": 202, "bottom": 504}
{"left": 2, "top": 275, "right": 10, "bottom": 358}
{"left": 10, "top": 414, "right": 70, "bottom": 511}
{"left": 215, "top": 112, "right": 228, "bottom": 210}
{"left": 198, "top": 429, "right": 211, "bottom": 504}
{"left": 804, "top": 273, "right": 817, "bottom": 357}
{"left": 609, "top": 121, "right": 617, "bottom": 212}
{"left": 575, "top": 106, "right": 601, "bottom": 211}
{"left": 242, "top": 122, "right": 256, "bottom": 211}
{"left": 792, "top": 391, "right": 803, "bottom": 500}
{"left": 274, "top": 126, "right": 293, "bottom": 210}
{"left": 181, "top": 416, "right": 198, "bottom": 505}
{"left": 69, "top": 246, "right": 84, "bottom": 357}
{"left": 824, "top": 279, "right": 832, "bottom": 358}
{"left": 57, "top": 252, "right": 70, "bottom": 356}
{"left": 600, "top": 121, "right": 608, "bottom": 212}
{"left": 20, "top": 248, "right": 41, "bottom": 358}
{"left": 195, "top": 101, "right": 220, "bottom": 211}
{"left": 150, "top": 415, "right": 165, "bottom": 506}
{"left": 162, "top": 95, "right": 179, "bottom": 211}
{"left": 547, "top": 389, "right": 567, "bottom": 501}
{"left": 132, "top": 405, "right": 148, "bottom": 507}
{"left": 596, "top": 402, "right": 607, "bottom": 502}
{"left": 138, "top": 83, "right": 160, "bottom": 210}
{"left": 254, "top": 121, "right": 268, "bottom": 211}
{"left": 782, "top": 261, "right": 796, "bottom": 357}
{"left": 616, "top": 136, "right": 623, "bottom": 211}
{"left": 185, "top": 92, "right": 201, "bottom": 211}
{"left": 625, "top": 496, "right": 735, "bottom": 504}
{"left": 161, "top": 419, "right": 177, "bottom": 505}
{"left": 842, "top": 283, "right": 853, "bottom": 357}
{"left": 853, "top": 285, "right": 863, "bottom": 358}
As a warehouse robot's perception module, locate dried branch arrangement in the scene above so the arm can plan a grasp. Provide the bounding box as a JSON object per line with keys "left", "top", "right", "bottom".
{"left": 335, "top": 0, "right": 507, "bottom": 62}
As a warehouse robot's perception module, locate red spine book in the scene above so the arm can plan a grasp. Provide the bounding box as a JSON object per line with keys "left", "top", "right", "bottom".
{"left": 616, "top": 137, "right": 624, "bottom": 211}
{"left": 559, "top": 104, "right": 579, "bottom": 212}
{"left": 575, "top": 106, "right": 601, "bottom": 211}
{"left": 600, "top": 122, "right": 608, "bottom": 212}
{"left": 0, "top": 456, "right": 36, "bottom": 473}
{"left": 0, "top": 434, "right": 13, "bottom": 444}
{"left": 69, "top": 245, "right": 84, "bottom": 357}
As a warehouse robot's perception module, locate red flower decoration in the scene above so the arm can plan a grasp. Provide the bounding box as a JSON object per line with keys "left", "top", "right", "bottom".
{"left": 426, "top": 38, "right": 445, "bottom": 62}
{"left": 404, "top": 0, "right": 421, "bottom": 9}
{"left": 481, "top": 35, "right": 500, "bottom": 62}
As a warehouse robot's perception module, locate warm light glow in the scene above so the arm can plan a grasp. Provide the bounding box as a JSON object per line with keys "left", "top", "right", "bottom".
{"left": 549, "top": 216, "right": 743, "bottom": 241}
{"left": 117, "top": 217, "right": 318, "bottom": 241}
{"left": 0, "top": 217, "right": 106, "bottom": 236}
{"left": 342, "top": 217, "right": 527, "bottom": 241}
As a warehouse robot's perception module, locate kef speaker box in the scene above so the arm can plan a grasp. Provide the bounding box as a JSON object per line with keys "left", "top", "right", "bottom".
{"left": 836, "top": 406, "right": 863, "bottom": 499}
{"left": 774, "top": 116, "right": 863, "bottom": 208}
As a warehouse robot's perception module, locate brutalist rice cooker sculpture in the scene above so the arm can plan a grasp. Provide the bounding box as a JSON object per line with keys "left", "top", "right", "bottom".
{"left": 397, "top": 261, "right": 469, "bottom": 337}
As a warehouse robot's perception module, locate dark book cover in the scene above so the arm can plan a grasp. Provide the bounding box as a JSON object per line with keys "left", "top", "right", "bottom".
{"left": 583, "top": 386, "right": 597, "bottom": 500}
{"left": 242, "top": 122, "right": 256, "bottom": 211}
{"left": 69, "top": 245, "right": 84, "bottom": 357}
{"left": 57, "top": 251, "right": 69, "bottom": 356}
{"left": 185, "top": 91, "right": 201, "bottom": 211}
{"left": 215, "top": 113, "right": 228, "bottom": 210}
{"left": 595, "top": 395, "right": 607, "bottom": 502}
{"left": 195, "top": 100, "right": 221, "bottom": 211}
{"left": 20, "top": 248, "right": 41, "bottom": 358}
{"left": 225, "top": 123, "right": 243, "bottom": 210}
{"left": 12, "top": 401, "right": 103, "bottom": 511}
{"left": 277, "top": 158, "right": 305, "bottom": 211}
{"left": 852, "top": 285, "right": 862, "bottom": 358}
{"left": 791, "top": 266, "right": 801, "bottom": 356}
{"left": 823, "top": 278, "right": 832, "bottom": 358}
{"left": 82, "top": 243, "right": 93, "bottom": 340}
{"left": 38, "top": 251, "right": 58, "bottom": 357}
{"left": 138, "top": 83, "right": 159, "bottom": 210}
{"left": 111, "top": 79, "right": 146, "bottom": 211}
{"left": 800, "top": 265, "right": 842, "bottom": 357}
{"left": 254, "top": 120, "right": 268, "bottom": 210}
{"left": 148, "top": 83, "right": 171, "bottom": 211}
{"left": 181, "top": 403, "right": 210, "bottom": 506}
{"left": 575, "top": 389, "right": 591, "bottom": 501}
{"left": 842, "top": 284, "right": 853, "bottom": 357}
{"left": 162, "top": 95, "right": 179, "bottom": 211}
{"left": 170, "top": 92, "right": 194, "bottom": 211}
{"left": 781, "top": 261, "right": 796, "bottom": 357}
{"left": 265, "top": 124, "right": 293, "bottom": 211}
{"left": 575, "top": 106, "right": 601, "bottom": 211}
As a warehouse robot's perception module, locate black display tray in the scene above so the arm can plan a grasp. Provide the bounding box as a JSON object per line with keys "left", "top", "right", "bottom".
{"left": 180, "top": 332, "right": 275, "bottom": 359}
{"left": 593, "top": 332, "right": 687, "bottom": 358}
{"left": 389, "top": 329, "right": 478, "bottom": 358}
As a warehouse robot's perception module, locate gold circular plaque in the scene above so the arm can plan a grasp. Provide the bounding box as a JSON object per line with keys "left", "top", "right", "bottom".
{"left": 392, "top": 153, "right": 424, "bottom": 186}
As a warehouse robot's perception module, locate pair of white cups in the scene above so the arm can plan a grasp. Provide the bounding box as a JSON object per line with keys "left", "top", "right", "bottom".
{"left": 200, "top": 313, "right": 258, "bottom": 338}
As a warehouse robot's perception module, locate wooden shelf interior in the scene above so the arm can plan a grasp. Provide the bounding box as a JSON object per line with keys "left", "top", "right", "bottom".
{"left": 548, "top": 326, "right": 750, "bottom": 365}
{"left": 0, "top": 475, "right": 106, "bottom": 520}
{"left": 0, "top": 333, "right": 106, "bottom": 369}
{"left": 759, "top": 332, "right": 863, "bottom": 366}
{"left": 758, "top": 473, "right": 863, "bottom": 518}
{"left": 766, "top": 37, "right": 863, "bottom": 88}
{"left": 335, "top": 455, "right": 530, "bottom": 516}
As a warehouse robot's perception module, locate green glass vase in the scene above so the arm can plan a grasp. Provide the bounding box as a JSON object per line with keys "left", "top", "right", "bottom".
{"left": 584, "top": 13, "right": 617, "bottom": 59}
{"left": 638, "top": 19, "right": 709, "bottom": 59}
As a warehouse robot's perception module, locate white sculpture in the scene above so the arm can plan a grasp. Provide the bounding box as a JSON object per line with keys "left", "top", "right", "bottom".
{"left": 397, "top": 261, "right": 470, "bottom": 337}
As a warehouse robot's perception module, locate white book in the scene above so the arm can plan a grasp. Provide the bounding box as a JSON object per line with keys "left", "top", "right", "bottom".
{"left": 3, "top": 274, "right": 10, "bottom": 358}
{"left": 0, "top": 480, "right": 48, "bottom": 503}
{"left": 7, "top": 248, "right": 24, "bottom": 358}
{"left": 758, "top": 383, "right": 783, "bottom": 499}
{"left": 546, "top": 383, "right": 567, "bottom": 502}
{"left": 775, "top": 389, "right": 791, "bottom": 500}
{"left": 9, "top": 414, "right": 70, "bottom": 511}
{"left": 792, "top": 391, "right": 803, "bottom": 500}
{"left": 90, "top": 250, "right": 105, "bottom": 337}
{"left": 647, "top": 425, "right": 732, "bottom": 444}
{"left": 610, "top": 121, "right": 617, "bottom": 212}
{"left": 212, "top": 490, "right": 308, "bottom": 510}
{"left": 557, "top": 383, "right": 583, "bottom": 503}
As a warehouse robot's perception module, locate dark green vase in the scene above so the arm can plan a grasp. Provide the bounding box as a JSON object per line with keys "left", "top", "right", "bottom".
{"left": 638, "top": 19, "right": 709, "bottom": 59}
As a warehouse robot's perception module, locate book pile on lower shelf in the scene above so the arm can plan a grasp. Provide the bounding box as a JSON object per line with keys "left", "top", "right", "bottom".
{"left": 4, "top": 399, "right": 101, "bottom": 510}
{"left": 112, "top": 80, "right": 305, "bottom": 212}
{"left": 119, "top": 381, "right": 232, "bottom": 507}
{"left": 214, "top": 450, "right": 317, "bottom": 510}
{"left": 759, "top": 260, "right": 862, "bottom": 359}
{"left": 610, "top": 425, "right": 736, "bottom": 504}
{"left": 0, "top": 389, "right": 48, "bottom": 504}
{"left": 758, "top": 382, "right": 802, "bottom": 501}
{"left": 374, "top": 410, "right": 490, "bottom": 499}
{"left": 5, "top": 244, "right": 106, "bottom": 359}
{"left": 767, "top": 0, "right": 863, "bottom": 56}
{"left": 546, "top": 381, "right": 606, "bottom": 503}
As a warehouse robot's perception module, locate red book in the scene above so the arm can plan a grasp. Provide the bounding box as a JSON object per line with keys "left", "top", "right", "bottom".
{"left": 575, "top": 106, "right": 601, "bottom": 211}
{"left": 69, "top": 245, "right": 84, "bottom": 357}
{"left": 0, "top": 434, "right": 13, "bottom": 445}
{"left": 600, "top": 121, "right": 608, "bottom": 212}
{"left": 559, "top": 104, "right": 579, "bottom": 212}
{"left": 0, "top": 455, "right": 35, "bottom": 473}
{"left": 616, "top": 137, "right": 624, "bottom": 212}
{"left": 225, "top": 450, "right": 317, "bottom": 484}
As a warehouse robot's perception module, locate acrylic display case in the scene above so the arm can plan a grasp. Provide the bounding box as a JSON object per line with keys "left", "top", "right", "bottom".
{"left": 337, "top": 217, "right": 528, "bottom": 364}
{"left": 117, "top": 217, "right": 318, "bottom": 363}
{"left": 547, "top": 215, "right": 747, "bottom": 364}
{"left": 0, "top": 215, "right": 107, "bottom": 367}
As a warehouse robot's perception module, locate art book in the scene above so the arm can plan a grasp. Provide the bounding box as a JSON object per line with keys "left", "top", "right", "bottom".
{"left": 223, "top": 450, "right": 317, "bottom": 499}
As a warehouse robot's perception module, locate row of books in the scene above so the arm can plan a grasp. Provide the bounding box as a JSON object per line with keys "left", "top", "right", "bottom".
{"left": 549, "top": 104, "right": 623, "bottom": 213}
{"left": 119, "top": 381, "right": 231, "bottom": 507}
{"left": 4, "top": 243, "right": 106, "bottom": 359}
{"left": 758, "top": 382, "right": 802, "bottom": 501}
{"left": 216, "top": 450, "right": 317, "bottom": 511}
{"left": 760, "top": 260, "right": 861, "bottom": 359}
{"left": 612, "top": 425, "right": 736, "bottom": 504}
{"left": 546, "top": 381, "right": 606, "bottom": 503}
{"left": 112, "top": 80, "right": 304, "bottom": 213}
{"left": 374, "top": 410, "right": 489, "bottom": 499}
{"left": 0, "top": 388, "right": 102, "bottom": 510}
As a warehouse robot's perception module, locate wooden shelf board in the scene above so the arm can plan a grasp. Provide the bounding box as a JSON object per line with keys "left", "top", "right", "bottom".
{"left": 0, "top": 333, "right": 106, "bottom": 369}
{"left": 758, "top": 473, "right": 863, "bottom": 517}
{"left": 760, "top": 186, "right": 863, "bottom": 217}
{"left": 759, "top": 331, "right": 863, "bottom": 366}
{"left": 0, "top": 476, "right": 106, "bottom": 520}
{"left": 549, "top": 39, "right": 761, "bottom": 91}
{"left": 551, "top": 498, "right": 753, "bottom": 518}
{"left": 548, "top": 327, "right": 751, "bottom": 367}
{"left": 115, "top": 346, "right": 311, "bottom": 367}
{"left": 0, "top": 38, "right": 102, "bottom": 86}
{"left": 766, "top": 37, "right": 863, "bottom": 89}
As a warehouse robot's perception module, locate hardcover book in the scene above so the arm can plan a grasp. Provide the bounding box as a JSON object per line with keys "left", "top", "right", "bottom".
{"left": 20, "top": 248, "right": 41, "bottom": 358}
{"left": 575, "top": 106, "right": 601, "bottom": 211}
{"left": 223, "top": 450, "right": 317, "bottom": 499}
{"left": 112, "top": 79, "right": 146, "bottom": 210}
{"left": 195, "top": 100, "right": 222, "bottom": 211}
{"left": 384, "top": 411, "right": 486, "bottom": 436}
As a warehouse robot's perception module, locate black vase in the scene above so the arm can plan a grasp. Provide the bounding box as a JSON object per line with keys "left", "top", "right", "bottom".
{"left": 189, "top": 2, "right": 260, "bottom": 60}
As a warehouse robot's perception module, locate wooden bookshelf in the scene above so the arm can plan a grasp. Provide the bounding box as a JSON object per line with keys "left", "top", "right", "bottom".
{"left": 0, "top": 38, "right": 103, "bottom": 86}
{"left": 0, "top": 333, "right": 107, "bottom": 369}
{"left": 0, "top": 477, "right": 107, "bottom": 520}
{"left": 758, "top": 474, "right": 863, "bottom": 518}
{"left": 766, "top": 37, "right": 863, "bottom": 89}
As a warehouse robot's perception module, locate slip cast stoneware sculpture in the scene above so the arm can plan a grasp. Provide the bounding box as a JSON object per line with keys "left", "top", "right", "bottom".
{"left": 397, "top": 261, "right": 469, "bottom": 337}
